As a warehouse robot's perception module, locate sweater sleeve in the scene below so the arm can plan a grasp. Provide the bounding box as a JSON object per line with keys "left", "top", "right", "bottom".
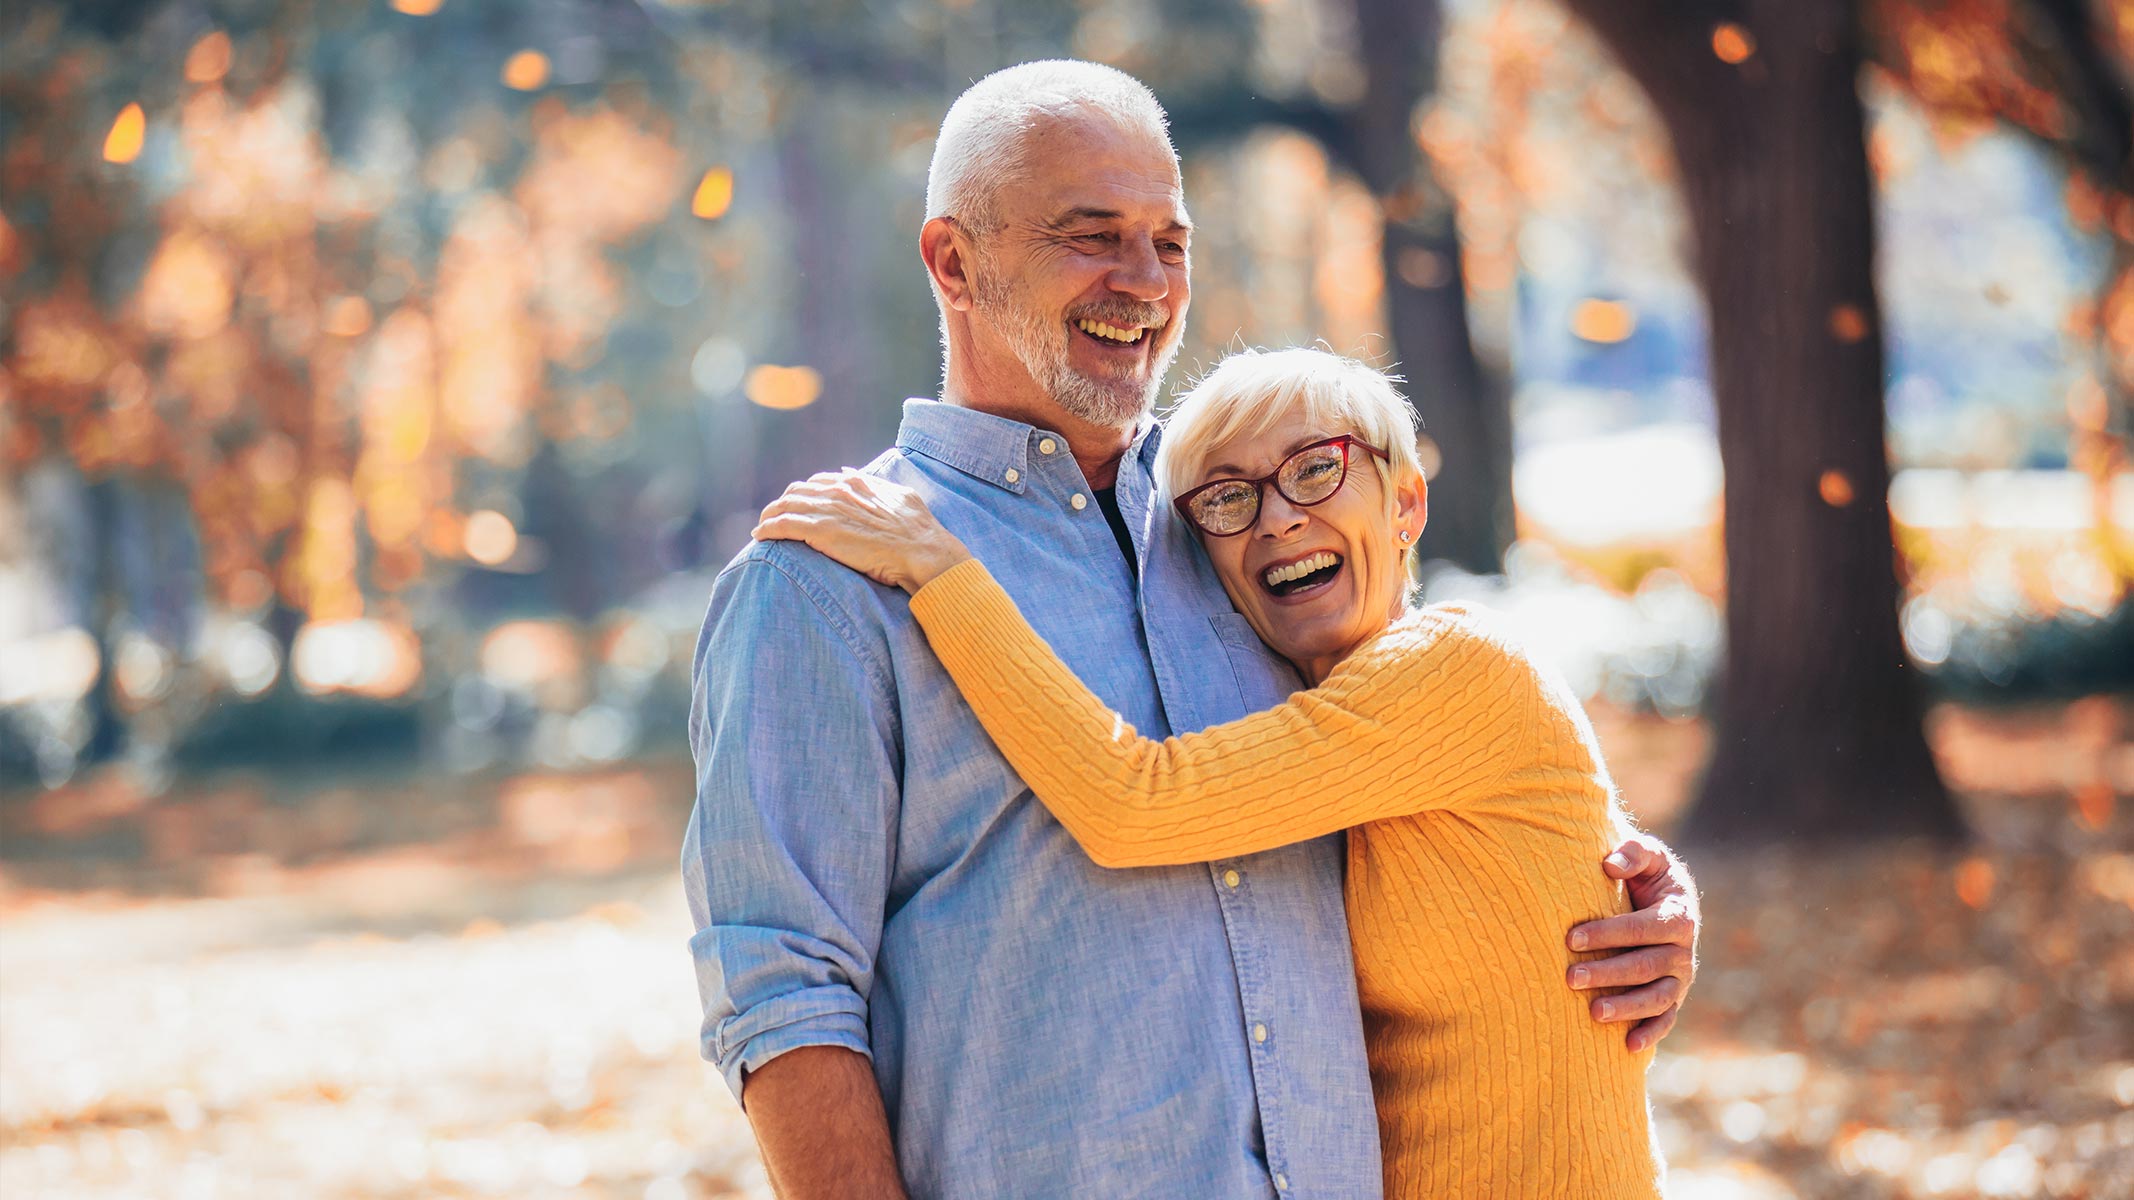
{"left": 907, "top": 558, "right": 1536, "bottom": 868}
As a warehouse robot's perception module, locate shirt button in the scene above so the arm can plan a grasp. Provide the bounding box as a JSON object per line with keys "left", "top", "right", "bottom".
{"left": 1038, "top": 438, "right": 1058, "bottom": 455}
{"left": 1252, "top": 1023, "right": 1268, "bottom": 1043}
{"left": 1004, "top": 468, "right": 1020, "bottom": 484}
{"left": 1274, "top": 1173, "right": 1289, "bottom": 1191}
{"left": 1223, "top": 869, "right": 1241, "bottom": 889}
{"left": 1070, "top": 493, "right": 1088, "bottom": 511}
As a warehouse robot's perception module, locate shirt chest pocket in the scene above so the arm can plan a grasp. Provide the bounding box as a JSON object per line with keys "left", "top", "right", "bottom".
{"left": 1208, "top": 612, "right": 1301, "bottom": 712}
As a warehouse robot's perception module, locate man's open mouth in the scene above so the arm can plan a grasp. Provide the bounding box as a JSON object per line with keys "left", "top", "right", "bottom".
{"left": 1261, "top": 551, "right": 1343, "bottom": 597}
{"left": 1075, "top": 318, "right": 1157, "bottom": 348}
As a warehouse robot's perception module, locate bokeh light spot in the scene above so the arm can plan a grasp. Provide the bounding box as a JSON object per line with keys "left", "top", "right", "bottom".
{"left": 1819, "top": 469, "right": 1855, "bottom": 507}
{"left": 1828, "top": 304, "right": 1869, "bottom": 343}
{"left": 1571, "top": 298, "right": 1637, "bottom": 344}
{"left": 691, "top": 168, "right": 734, "bottom": 220}
{"left": 745, "top": 364, "right": 822, "bottom": 411}
{"left": 502, "top": 51, "right": 550, "bottom": 92}
{"left": 184, "top": 32, "right": 232, "bottom": 84}
{"left": 464, "top": 510, "right": 520, "bottom": 566}
{"left": 103, "top": 103, "right": 146, "bottom": 164}
{"left": 1954, "top": 858, "right": 1995, "bottom": 908}
{"left": 1712, "top": 24, "right": 1756, "bottom": 64}
{"left": 391, "top": 0, "right": 445, "bottom": 12}
{"left": 324, "top": 296, "right": 374, "bottom": 338}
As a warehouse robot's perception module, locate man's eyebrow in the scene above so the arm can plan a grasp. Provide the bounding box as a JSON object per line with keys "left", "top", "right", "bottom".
{"left": 1044, "top": 207, "right": 1194, "bottom": 234}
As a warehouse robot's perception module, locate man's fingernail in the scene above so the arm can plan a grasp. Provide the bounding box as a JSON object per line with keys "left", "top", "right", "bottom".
{"left": 1570, "top": 929, "right": 1589, "bottom": 950}
{"left": 1599, "top": 1000, "right": 1614, "bottom": 1019}
{"left": 1605, "top": 852, "right": 1631, "bottom": 870}
{"left": 1570, "top": 966, "right": 1589, "bottom": 987}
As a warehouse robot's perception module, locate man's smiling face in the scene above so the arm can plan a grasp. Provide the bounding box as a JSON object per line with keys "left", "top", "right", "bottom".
{"left": 965, "top": 111, "right": 1191, "bottom": 430}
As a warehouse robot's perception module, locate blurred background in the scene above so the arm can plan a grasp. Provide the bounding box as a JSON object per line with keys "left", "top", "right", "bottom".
{"left": 1, "top": 0, "right": 2130, "bottom": 1196}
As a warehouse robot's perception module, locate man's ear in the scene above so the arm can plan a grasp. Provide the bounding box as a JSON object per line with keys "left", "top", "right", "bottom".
{"left": 920, "top": 217, "right": 976, "bottom": 313}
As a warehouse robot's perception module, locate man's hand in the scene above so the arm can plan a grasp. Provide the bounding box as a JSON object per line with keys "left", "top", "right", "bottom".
{"left": 1566, "top": 832, "right": 1699, "bottom": 1053}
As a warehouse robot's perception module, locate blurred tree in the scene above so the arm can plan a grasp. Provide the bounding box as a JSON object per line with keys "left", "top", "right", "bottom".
{"left": 1563, "top": 0, "right": 1962, "bottom": 843}
{"left": 1345, "top": 0, "right": 1510, "bottom": 574}
{"left": 1162, "top": 0, "right": 1511, "bottom": 573}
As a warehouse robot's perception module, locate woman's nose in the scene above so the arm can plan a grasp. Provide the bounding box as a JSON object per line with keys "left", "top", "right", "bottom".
{"left": 1255, "top": 489, "right": 1309, "bottom": 537}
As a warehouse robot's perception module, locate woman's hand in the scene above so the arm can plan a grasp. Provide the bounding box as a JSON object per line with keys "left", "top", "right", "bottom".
{"left": 754, "top": 469, "right": 973, "bottom": 594}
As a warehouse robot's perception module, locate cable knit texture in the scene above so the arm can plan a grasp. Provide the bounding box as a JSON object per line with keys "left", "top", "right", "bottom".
{"left": 908, "top": 559, "right": 1663, "bottom": 1199}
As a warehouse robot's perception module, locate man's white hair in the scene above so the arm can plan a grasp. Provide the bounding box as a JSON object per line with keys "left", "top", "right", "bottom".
{"left": 925, "top": 60, "right": 1177, "bottom": 236}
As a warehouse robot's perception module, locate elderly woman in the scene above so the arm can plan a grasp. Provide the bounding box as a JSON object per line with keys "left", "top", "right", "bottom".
{"left": 754, "top": 346, "right": 1666, "bottom": 1199}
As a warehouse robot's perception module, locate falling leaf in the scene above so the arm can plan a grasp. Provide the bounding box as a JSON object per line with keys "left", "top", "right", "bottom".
{"left": 745, "top": 364, "right": 822, "bottom": 411}
{"left": 692, "top": 167, "right": 735, "bottom": 220}
{"left": 1828, "top": 304, "right": 1869, "bottom": 343}
{"left": 501, "top": 50, "right": 550, "bottom": 92}
{"left": 103, "top": 103, "right": 146, "bottom": 163}
{"left": 1571, "top": 298, "right": 1637, "bottom": 344}
{"left": 1954, "top": 857, "right": 1995, "bottom": 908}
{"left": 1712, "top": 23, "right": 1756, "bottom": 64}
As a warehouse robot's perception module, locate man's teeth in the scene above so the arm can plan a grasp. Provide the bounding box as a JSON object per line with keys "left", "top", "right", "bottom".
{"left": 1263, "top": 551, "right": 1340, "bottom": 588}
{"left": 1077, "top": 318, "right": 1148, "bottom": 344}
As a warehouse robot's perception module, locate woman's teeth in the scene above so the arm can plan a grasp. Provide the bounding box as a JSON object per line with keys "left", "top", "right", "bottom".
{"left": 1077, "top": 318, "right": 1146, "bottom": 344}
{"left": 1263, "top": 551, "right": 1341, "bottom": 590}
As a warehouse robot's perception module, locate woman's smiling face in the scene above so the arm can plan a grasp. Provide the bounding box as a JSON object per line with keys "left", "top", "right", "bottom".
{"left": 1193, "top": 420, "right": 1427, "bottom": 686}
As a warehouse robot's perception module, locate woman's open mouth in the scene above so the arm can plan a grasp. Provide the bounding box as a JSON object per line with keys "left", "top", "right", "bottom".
{"left": 1259, "top": 551, "right": 1343, "bottom": 600}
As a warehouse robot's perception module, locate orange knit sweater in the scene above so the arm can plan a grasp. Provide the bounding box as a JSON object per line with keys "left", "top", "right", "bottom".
{"left": 907, "top": 560, "right": 1662, "bottom": 1198}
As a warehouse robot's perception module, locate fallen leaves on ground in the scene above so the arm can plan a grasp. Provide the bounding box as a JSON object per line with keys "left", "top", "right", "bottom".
{"left": 1, "top": 701, "right": 2129, "bottom": 1198}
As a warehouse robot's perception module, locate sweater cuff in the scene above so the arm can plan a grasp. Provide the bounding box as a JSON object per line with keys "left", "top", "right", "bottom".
{"left": 908, "top": 557, "right": 1023, "bottom": 664}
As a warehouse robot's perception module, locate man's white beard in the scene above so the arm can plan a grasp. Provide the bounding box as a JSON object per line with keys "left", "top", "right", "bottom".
{"left": 974, "top": 266, "right": 1178, "bottom": 430}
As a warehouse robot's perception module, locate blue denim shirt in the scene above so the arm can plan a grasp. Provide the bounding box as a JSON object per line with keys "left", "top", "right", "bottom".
{"left": 683, "top": 400, "right": 1382, "bottom": 1198}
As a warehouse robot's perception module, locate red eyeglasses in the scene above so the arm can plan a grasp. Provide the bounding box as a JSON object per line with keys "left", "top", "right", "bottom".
{"left": 1172, "top": 435, "right": 1390, "bottom": 537}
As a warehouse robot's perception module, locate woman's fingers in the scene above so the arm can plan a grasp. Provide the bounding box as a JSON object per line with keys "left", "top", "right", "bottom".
{"left": 1587, "top": 973, "right": 1681, "bottom": 1025}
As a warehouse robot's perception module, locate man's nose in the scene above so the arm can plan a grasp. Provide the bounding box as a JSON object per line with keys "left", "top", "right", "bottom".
{"left": 1107, "top": 235, "right": 1169, "bottom": 302}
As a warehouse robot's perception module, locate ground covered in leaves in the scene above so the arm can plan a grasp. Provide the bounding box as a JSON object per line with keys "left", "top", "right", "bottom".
{"left": 2, "top": 699, "right": 2130, "bottom": 1199}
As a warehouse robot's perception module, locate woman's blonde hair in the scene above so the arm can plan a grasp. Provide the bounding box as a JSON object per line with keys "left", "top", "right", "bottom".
{"left": 1155, "top": 346, "right": 1424, "bottom": 513}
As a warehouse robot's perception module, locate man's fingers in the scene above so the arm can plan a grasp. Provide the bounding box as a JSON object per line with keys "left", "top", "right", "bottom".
{"left": 1568, "top": 900, "right": 1694, "bottom": 952}
{"left": 1625, "top": 1007, "right": 1679, "bottom": 1053}
{"left": 1567, "top": 944, "right": 1691, "bottom": 991}
{"left": 1589, "top": 975, "right": 1682, "bottom": 1024}
{"left": 1601, "top": 834, "right": 1665, "bottom": 880}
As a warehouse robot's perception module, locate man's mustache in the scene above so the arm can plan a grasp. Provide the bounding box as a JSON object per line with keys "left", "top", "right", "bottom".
{"left": 1068, "top": 304, "right": 1169, "bottom": 330}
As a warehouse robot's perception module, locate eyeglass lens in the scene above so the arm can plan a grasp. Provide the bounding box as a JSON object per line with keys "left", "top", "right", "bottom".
{"left": 1186, "top": 442, "right": 1350, "bottom": 535}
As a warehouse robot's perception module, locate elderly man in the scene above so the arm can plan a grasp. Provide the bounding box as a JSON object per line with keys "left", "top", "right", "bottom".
{"left": 683, "top": 60, "right": 1699, "bottom": 1199}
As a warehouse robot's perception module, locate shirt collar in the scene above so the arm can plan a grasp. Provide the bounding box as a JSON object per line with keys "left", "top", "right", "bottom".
{"left": 896, "top": 398, "right": 1160, "bottom": 495}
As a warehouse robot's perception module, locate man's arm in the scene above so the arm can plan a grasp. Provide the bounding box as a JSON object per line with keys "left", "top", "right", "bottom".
{"left": 744, "top": 1047, "right": 906, "bottom": 1199}
{"left": 1566, "top": 832, "right": 1701, "bottom": 1053}
{"left": 682, "top": 551, "right": 906, "bottom": 1194}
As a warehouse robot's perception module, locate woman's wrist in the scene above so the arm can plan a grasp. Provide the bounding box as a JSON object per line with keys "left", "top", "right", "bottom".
{"left": 902, "top": 538, "right": 973, "bottom": 594}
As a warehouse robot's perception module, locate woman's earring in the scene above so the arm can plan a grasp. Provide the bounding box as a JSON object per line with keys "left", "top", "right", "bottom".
{"left": 1399, "top": 530, "right": 1413, "bottom": 544}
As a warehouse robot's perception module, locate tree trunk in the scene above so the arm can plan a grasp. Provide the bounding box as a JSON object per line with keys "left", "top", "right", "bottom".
{"left": 1349, "top": 0, "right": 1512, "bottom": 575}
{"left": 1566, "top": 0, "right": 1962, "bottom": 844}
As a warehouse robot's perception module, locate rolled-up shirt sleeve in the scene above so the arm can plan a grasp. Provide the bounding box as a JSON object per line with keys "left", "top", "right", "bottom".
{"left": 681, "top": 550, "right": 901, "bottom": 1101}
